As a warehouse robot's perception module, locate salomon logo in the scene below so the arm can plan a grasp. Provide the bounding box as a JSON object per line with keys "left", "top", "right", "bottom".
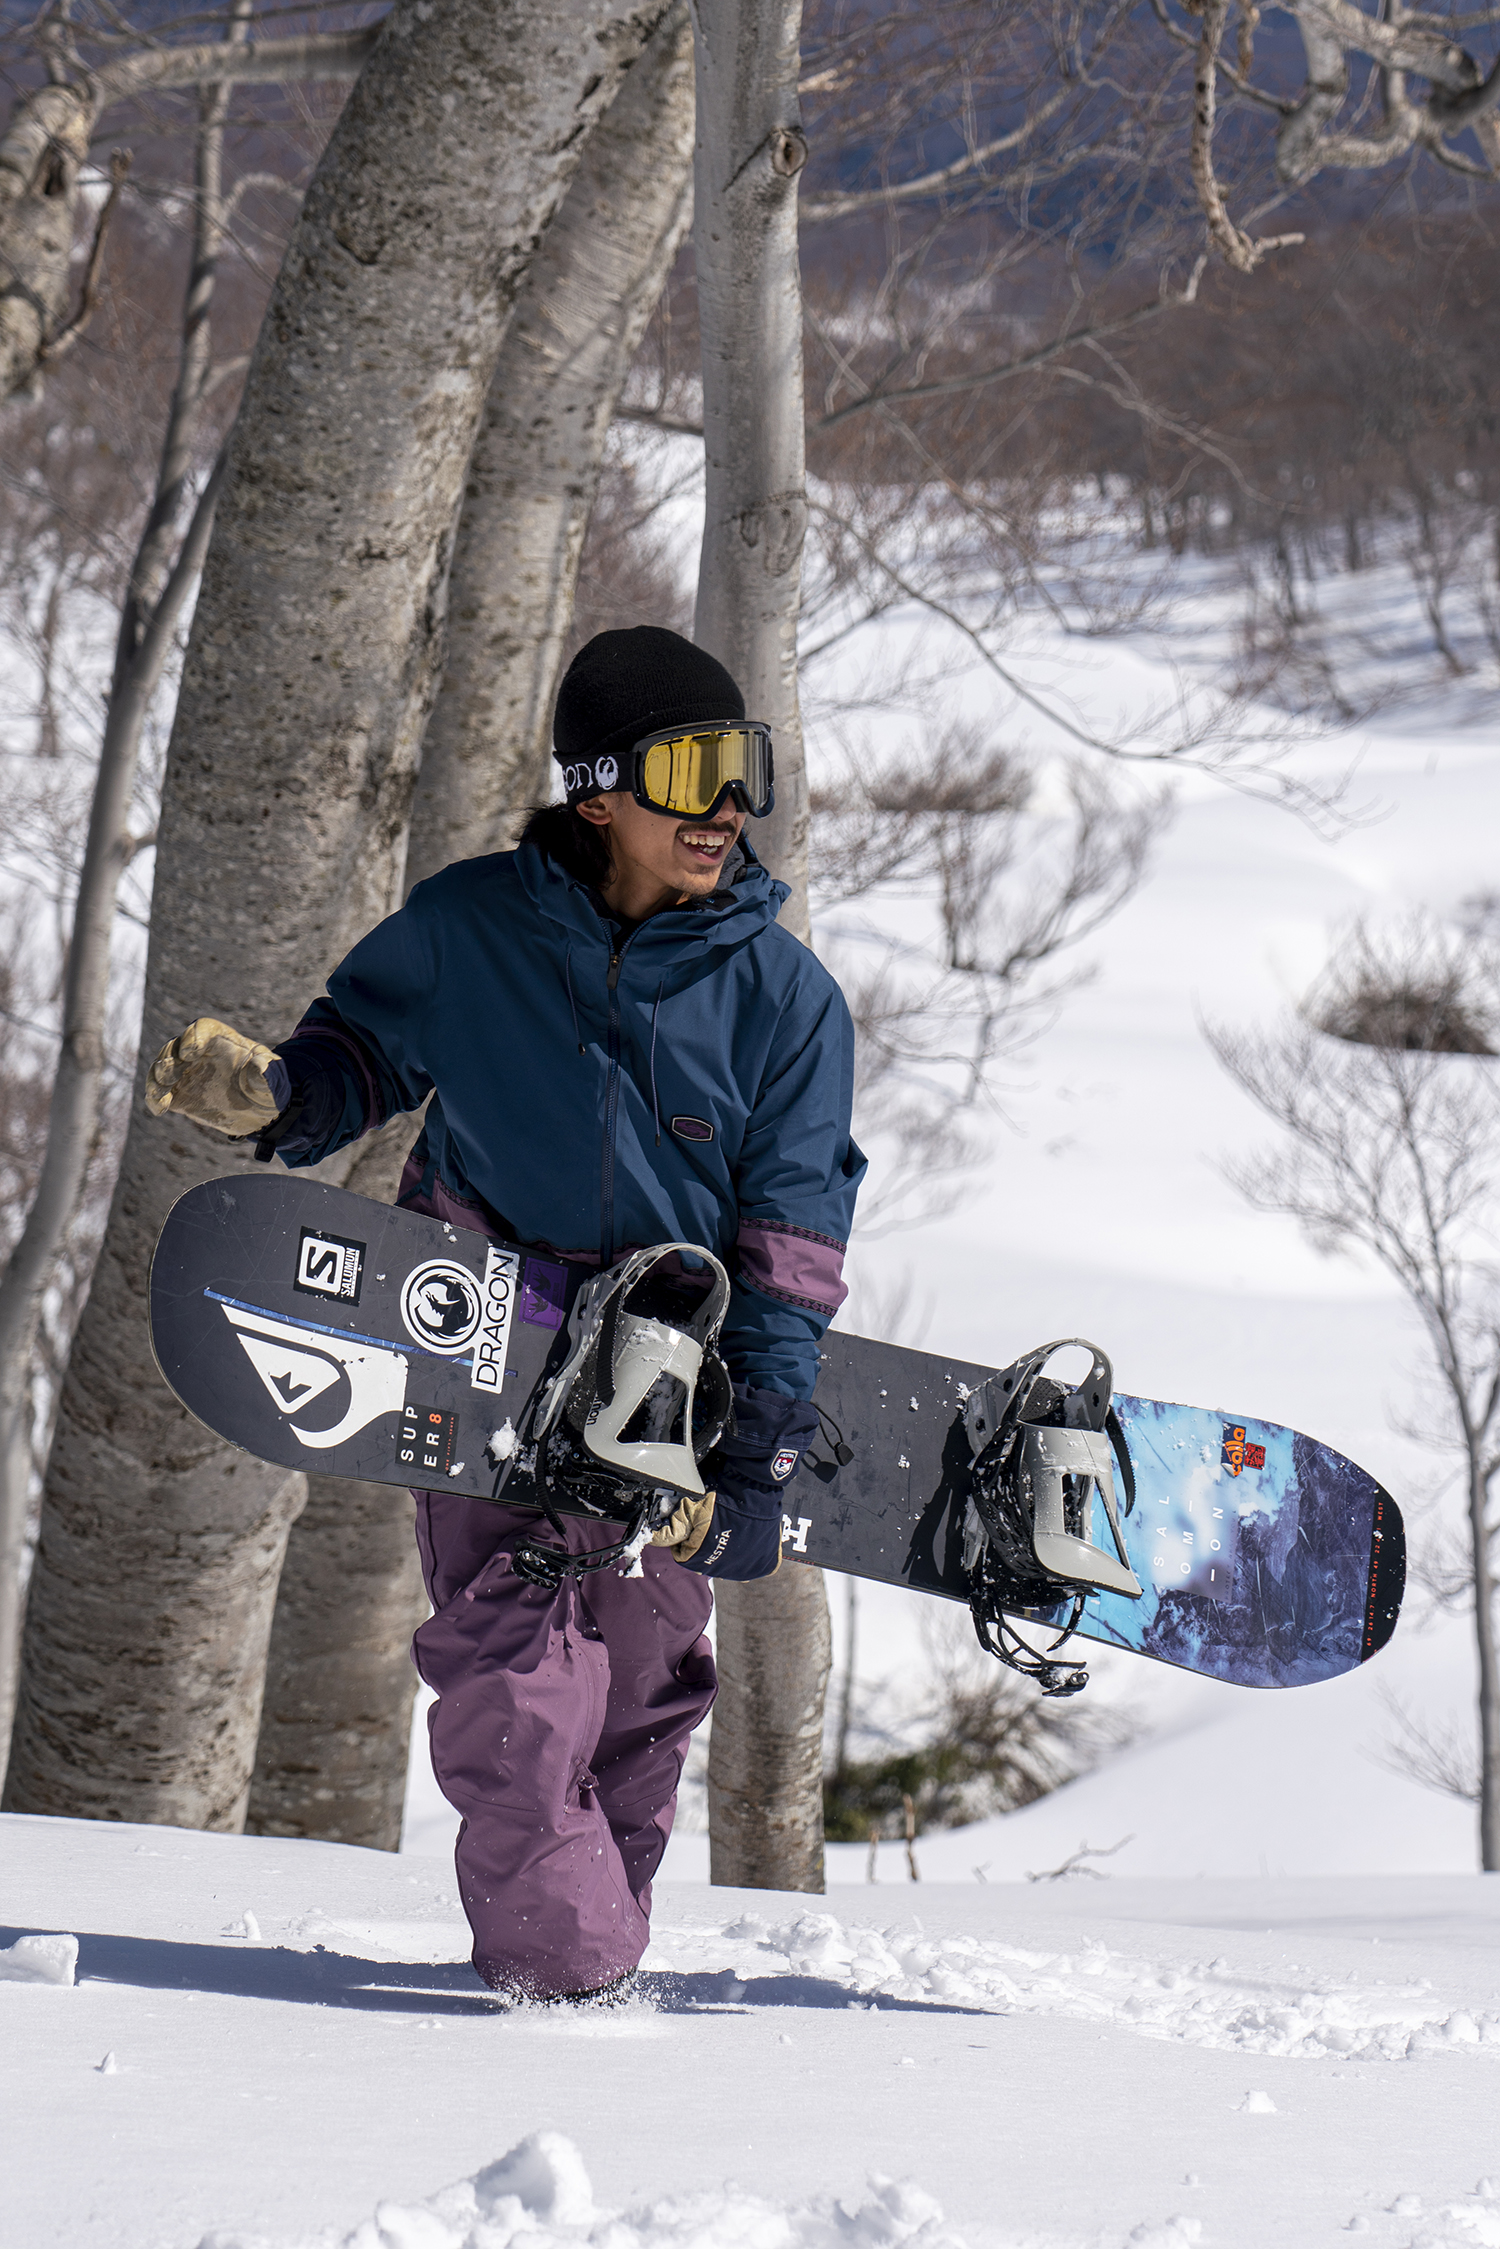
{"left": 295, "top": 1226, "right": 364, "bottom": 1306}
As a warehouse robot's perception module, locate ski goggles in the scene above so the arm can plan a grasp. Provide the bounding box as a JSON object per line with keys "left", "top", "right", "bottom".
{"left": 630, "top": 722, "right": 775, "bottom": 819}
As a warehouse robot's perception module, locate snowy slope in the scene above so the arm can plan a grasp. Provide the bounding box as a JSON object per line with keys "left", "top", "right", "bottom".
{"left": 5, "top": 1811, "right": 1500, "bottom": 2249}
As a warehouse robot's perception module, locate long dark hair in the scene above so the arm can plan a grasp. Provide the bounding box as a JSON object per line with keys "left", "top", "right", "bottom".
{"left": 519, "top": 802, "right": 613, "bottom": 889}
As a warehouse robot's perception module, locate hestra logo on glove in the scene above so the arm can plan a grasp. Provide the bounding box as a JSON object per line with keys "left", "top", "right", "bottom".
{"left": 770, "top": 1446, "right": 800, "bottom": 1481}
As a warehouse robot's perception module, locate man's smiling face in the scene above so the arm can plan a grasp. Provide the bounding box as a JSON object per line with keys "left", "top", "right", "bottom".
{"left": 576, "top": 789, "right": 748, "bottom": 917}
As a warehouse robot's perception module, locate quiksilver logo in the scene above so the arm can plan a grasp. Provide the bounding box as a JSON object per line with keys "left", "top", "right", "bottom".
{"left": 222, "top": 1303, "right": 407, "bottom": 1451}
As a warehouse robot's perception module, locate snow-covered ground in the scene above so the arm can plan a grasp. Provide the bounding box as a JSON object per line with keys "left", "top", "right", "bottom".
{"left": 5, "top": 538, "right": 1500, "bottom": 2247}
{"left": 5, "top": 1814, "right": 1500, "bottom": 2249}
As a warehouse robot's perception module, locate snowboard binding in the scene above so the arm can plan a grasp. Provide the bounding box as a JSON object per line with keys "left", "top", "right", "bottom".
{"left": 961, "top": 1338, "right": 1141, "bottom": 1696}
{"left": 507, "top": 1243, "right": 735, "bottom": 1589}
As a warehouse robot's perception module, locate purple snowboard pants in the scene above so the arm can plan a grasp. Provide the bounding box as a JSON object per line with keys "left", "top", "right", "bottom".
{"left": 411, "top": 1492, "right": 716, "bottom": 1998}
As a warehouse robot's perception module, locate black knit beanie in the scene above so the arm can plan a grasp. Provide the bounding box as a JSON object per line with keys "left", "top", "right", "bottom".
{"left": 552, "top": 626, "right": 746, "bottom": 804}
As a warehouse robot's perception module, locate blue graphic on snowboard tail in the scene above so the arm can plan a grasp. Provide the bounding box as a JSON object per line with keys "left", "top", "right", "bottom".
{"left": 1082, "top": 1400, "right": 1382, "bottom": 1686}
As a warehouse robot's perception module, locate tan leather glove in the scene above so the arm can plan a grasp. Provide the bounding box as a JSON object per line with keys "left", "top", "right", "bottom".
{"left": 145, "top": 1016, "right": 280, "bottom": 1137}
{"left": 650, "top": 1490, "right": 718, "bottom": 1564}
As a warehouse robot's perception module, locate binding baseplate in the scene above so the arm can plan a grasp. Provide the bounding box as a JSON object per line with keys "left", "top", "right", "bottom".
{"left": 506, "top": 1243, "right": 734, "bottom": 1589}
{"left": 961, "top": 1337, "right": 1142, "bottom": 1696}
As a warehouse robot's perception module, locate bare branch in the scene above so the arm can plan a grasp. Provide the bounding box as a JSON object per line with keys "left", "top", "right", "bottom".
{"left": 801, "top": 78, "right": 1084, "bottom": 223}
{"left": 812, "top": 262, "right": 1210, "bottom": 433}
{"left": 98, "top": 25, "right": 381, "bottom": 103}
{"left": 1189, "top": 0, "right": 1305, "bottom": 270}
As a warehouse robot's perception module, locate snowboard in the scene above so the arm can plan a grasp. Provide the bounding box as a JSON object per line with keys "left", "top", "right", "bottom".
{"left": 149, "top": 1174, "right": 1404, "bottom": 1690}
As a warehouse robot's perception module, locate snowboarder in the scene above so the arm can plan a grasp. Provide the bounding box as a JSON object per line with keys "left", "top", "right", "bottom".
{"left": 146, "top": 627, "right": 866, "bottom": 2002}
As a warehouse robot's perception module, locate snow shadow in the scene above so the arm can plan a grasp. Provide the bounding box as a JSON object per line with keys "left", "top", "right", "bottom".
{"left": 637, "top": 1968, "right": 991, "bottom": 2017}
{"left": 0, "top": 1928, "right": 992, "bottom": 2019}
{"left": 0, "top": 1925, "right": 496, "bottom": 2015}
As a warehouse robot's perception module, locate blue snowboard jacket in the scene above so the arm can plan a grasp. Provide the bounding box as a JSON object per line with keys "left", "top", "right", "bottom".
{"left": 271, "top": 836, "right": 866, "bottom": 1414}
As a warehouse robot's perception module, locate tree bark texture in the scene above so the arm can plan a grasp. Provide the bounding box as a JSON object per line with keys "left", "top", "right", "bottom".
{"left": 0, "top": 18, "right": 249, "bottom": 1775}
{"left": 4, "top": 0, "right": 668, "bottom": 1829}
{"left": 0, "top": 83, "right": 94, "bottom": 401}
{"left": 244, "top": 1112, "right": 425, "bottom": 1851}
{"left": 244, "top": 1475, "right": 425, "bottom": 1850}
{"left": 249, "top": 12, "right": 695, "bottom": 1846}
{"left": 690, "top": 0, "right": 810, "bottom": 931}
{"left": 707, "top": 1560, "right": 831, "bottom": 1891}
{"left": 1469, "top": 1454, "right": 1500, "bottom": 1872}
{"left": 405, "top": 0, "right": 696, "bottom": 889}
{"left": 692, "top": 0, "right": 829, "bottom": 1892}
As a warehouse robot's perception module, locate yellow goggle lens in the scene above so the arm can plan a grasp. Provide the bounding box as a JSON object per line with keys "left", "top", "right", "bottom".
{"left": 639, "top": 729, "right": 768, "bottom": 815}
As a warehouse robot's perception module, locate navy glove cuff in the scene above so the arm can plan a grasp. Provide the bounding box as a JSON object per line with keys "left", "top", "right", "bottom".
{"left": 679, "top": 1385, "right": 821, "bottom": 1580}
{"left": 713, "top": 1383, "right": 820, "bottom": 1487}
{"left": 678, "top": 1473, "right": 783, "bottom": 1580}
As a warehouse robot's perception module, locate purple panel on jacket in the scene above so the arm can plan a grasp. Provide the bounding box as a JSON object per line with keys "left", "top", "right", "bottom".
{"left": 736, "top": 1218, "right": 848, "bottom": 1315}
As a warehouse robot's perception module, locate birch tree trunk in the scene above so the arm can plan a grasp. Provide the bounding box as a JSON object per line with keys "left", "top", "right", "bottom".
{"left": 3, "top": 0, "right": 667, "bottom": 1828}
{"left": 0, "top": 10, "right": 250, "bottom": 1775}
{"left": 0, "top": 29, "right": 376, "bottom": 401}
{"left": 690, "top": 0, "right": 830, "bottom": 1893}
{"left": 406, "top": 0, "right": 696, "bottom": 886}
{"left": 245, "top": 2, "right": 698, "bottom": 1852}
{"left": 1468, "top": 1448, "right": 1500, "bottom": 1871}
{"left": 243, "top": 1116, "right": 425, "bottom": 1851}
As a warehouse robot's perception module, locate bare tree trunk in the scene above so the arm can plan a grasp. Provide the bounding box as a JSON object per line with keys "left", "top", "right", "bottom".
{"left": 246, "top": 5, "right": 698, "bottom": 1851}
{"left": 691, "top": 0, "right": 828, "bottom": 1893}
{"left": 1469, "top": 1454, "right": 1500, "bottom": 1871}
{"left": 4, "top": 0, "right": 667, "bottom": 1829}
{"left": 244, "top": 1116, "right": 425, "bottom": 1851}
{"left": 407, "top": 0, "right": 696, "bottom": 886}
{"left": 833, "top": 1574, "right": 857, "bottom": 1781}
{"left": 244, "top": 1467, "right": 424, "bottom": 1850}
{"left": 707, "top": 1559, "right": 830, "bottom": 1891}
{"left": 691, "top": 0, "right": 810, "bottom": 927}
{"left": 0, "top": 13, "right": 250, "bottom": 1776}
{"left": 0, "top": 84, "right": 94, "bottom": 400}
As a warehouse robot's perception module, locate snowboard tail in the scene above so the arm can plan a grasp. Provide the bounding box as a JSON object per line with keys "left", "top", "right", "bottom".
{"left": 785, "top": 1330, "right": 1404, "bottom": 1691}
{"left": 149, "top": 1176, "right": 1404, "bottom": 1691}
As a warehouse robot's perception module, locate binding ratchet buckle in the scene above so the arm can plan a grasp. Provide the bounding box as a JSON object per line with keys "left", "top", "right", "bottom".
{"left": 961, "top": 1337, "right": 1142, "bottom": 1697}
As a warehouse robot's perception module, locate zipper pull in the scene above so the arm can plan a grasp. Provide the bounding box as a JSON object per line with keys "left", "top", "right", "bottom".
{"left": 606, "top": 952, "right": 621, "bottom": 991}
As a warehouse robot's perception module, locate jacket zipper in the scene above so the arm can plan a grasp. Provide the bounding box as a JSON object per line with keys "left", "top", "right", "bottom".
{"left": 599, "top": 937, "right": 633, "bottom": 1264}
